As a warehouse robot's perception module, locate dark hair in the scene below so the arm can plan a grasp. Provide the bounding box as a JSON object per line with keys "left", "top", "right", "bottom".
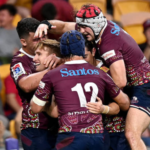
{"left": 16, "top": 18, "right": 40, "bottom": 39}
{"left": 0, "top": 4, "right": 17, "bottom": 16}
{"left": 85, "top": 40, "right": 95, "bottom": 53}
{"left": 85, "top": 40, "right": 100, "bottom": 59}
{"left": 41, "top": 3, "right": 57, "bottom": 20}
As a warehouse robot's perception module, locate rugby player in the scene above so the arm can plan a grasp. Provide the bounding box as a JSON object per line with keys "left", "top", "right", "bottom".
{"left": 85, "top": 41, "right": 130, "bottom": 150}
{"left": 10, "top": 18, "right": 56, "bottom": 150}
{"left": 31, "top": 30, "right": 130, "bottom": 150}
{"left": 33, "top": 39, "right": 62, "bottom": 118}
{"left": 34, "top": 4, "right": 150, "bottom": 150}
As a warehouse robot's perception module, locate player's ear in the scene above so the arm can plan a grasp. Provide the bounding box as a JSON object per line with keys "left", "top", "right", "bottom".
{"left": 20, "top": 39, "right": 27, "bottom": 47}
{"left": 92, "top": 48, "right": 96, "bottom": 57}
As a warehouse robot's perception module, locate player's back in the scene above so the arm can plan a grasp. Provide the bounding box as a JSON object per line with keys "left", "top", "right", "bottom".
{"left": 47, "top": 60, "right": 120, "bottom": 133}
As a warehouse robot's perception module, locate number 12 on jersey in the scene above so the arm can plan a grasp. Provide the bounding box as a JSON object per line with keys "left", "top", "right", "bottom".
{"left": 71, "top": 82, "right": 99, "bottom": 107}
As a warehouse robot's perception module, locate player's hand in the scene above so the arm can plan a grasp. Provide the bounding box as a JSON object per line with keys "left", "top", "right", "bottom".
{"left": 44, "top": 54, "right": 60, "bottom": 70}
{"left": 86, "top": 97, "right": 104, "bottom": 114}
{"left": 34, "top": 24, "right": 56, "bottom": 38}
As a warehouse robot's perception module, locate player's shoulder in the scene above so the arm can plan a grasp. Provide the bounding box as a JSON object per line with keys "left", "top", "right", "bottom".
{"left": 100, "top": 66, "right": 109, "bottom": 73}
{"left": 97, "top": 66, "right": 111, "bottom": 80}
{"left": 11, "top": 49, "right": 33, "bottom": 67}
{"left": 11, "top": 50, "right": 28, "bottom": 64}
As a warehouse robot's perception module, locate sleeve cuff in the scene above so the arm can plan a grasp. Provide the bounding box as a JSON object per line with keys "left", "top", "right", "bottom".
{"left": 32, "top": 95, "right": 46, "bottom": 106}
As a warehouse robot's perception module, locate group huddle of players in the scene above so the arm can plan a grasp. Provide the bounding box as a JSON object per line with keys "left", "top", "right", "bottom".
{"left": 10, "top": 4, "right": 150, "bottom": 150}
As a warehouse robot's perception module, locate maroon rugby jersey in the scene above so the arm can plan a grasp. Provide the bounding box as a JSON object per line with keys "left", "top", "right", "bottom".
{"left": 97, "top": 61, "right": 125, "bottom": 133}
{"left": 96, "top": 20, "right": 150, "bottom": 86}
{"left": 34, "top": 60, "right": 120, "bottom": 133}
{"left": 10, "top": 48, "right": 49, "bottom": 130}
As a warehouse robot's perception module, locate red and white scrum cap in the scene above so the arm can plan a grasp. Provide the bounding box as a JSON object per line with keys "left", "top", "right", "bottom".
{"left": 76, "top": 4, "right": 107, "bottom": 39}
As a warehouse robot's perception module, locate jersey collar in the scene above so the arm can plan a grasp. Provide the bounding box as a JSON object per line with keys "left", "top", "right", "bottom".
{"left": 65, "top": 60, "right": 87, "bottom": 64}
{"left": 96, "top": 60, "right": 103, "bottom": 68}
{"left": 19, "top": 48, "right": 34, "bottom": 59}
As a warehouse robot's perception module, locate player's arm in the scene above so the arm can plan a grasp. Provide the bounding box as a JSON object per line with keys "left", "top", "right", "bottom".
{"left": 30, "top": 73, "right": 55, "bottom": 114}
{"left": 34, "top": 20, "right": 76, "bottom": 38}
{"left": 104, "top": 72, "right": 130, "bottom": 111}
{"left": 30, "top": 95, "right": 47, "bottom": 113}
{"left": 43, "top": 96, "right": 58, "bottom": 118}
{"left": 18, "top": 69, "right": 48, "bottom": 93}
{"left": 86, "top": 97, "right": 120, "bottom": 115}
{"left": 110, "top": 60, "right": 127, "bottom": 89}
{"left": 112, "top": 90, "right": 130, "bottom": 111}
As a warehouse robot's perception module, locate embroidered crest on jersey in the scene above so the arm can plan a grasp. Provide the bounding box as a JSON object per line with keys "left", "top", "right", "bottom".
{"left": 101, "top": 50, "right": 116, "bottom": 60}
{"left": 39, "top": 81, "right": 45, "bottom": 89}
{"left": 11, "top": 63, "right": 26, "bottom": 81}
{"left": 17, "top": 53, "right": 25, "bottom": 57}
{"left": 100, "top": 66, "right": 109, "bottom": 73}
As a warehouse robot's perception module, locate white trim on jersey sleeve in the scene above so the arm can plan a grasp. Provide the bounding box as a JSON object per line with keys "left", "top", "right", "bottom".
{"left": 101, "top": 50, "right": 116, "bottom": 60}
{"left": 32, "top": 95, "right": 46, "bottom": 106}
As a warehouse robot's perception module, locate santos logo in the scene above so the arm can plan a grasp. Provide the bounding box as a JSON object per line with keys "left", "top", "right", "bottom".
{"left": 60, "top": 68, "right": 99, "bottom": 77}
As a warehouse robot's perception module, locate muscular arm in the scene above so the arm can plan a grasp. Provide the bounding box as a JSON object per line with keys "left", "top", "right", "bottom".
{"left": 34, "top": 20, "right": 76, "bottom": 38}
{"left": 107, "top": 102, "right": 120, "bottom": 115}
{"left": 49, "top": 20, "right": 76, "bottom": 35}
{"left": 44, "top": 96, "right": 58, "bottom": 118}
{"left": 113, "top": 90, "right": 130, "bottom": 111}
{"left": 18, "top": 69, "right": 48, "bottom": 93}
{"left": 110, "top": 60, "right": 127, "bottom": 89}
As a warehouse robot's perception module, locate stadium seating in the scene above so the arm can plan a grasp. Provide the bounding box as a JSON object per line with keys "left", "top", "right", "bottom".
{"left": 121, "top": 12, "right": 150, "bottom": 44}
{"left": 15, "top": 0, "right": 32, "bottom": 10}
{"left": 69, "top": 0, "right": 106, "bottom": 13}
{"left": 0, "top": 64, "right": 10, "bottom": 105}
{"left": 112, "top": 0, "right": 150, "bottom": 22}
{"left": 9, "top": 120, "right": 17, "bottom": 139}
{"left": 12, "top": 14, "right": 21, "bottom": 27}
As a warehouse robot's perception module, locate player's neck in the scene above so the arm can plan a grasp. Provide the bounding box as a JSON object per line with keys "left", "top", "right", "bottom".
{"left": 22, "top": 47, "right": 34, "bottom": 56}
{"left": 63, "top": 55, "right": 84, "bottom": 62}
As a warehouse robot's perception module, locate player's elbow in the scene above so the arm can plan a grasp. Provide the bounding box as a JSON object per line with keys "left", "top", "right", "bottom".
{"left": 114, "top": 92, "right": 130, "bottom": 111}
{"left": 20, "top": 84, "right": 32, "bottom": 93}
{"left": 117, "top": 80, "right": 127, "bottom": 89}
{"left": 119, "top": 96, "right": 130, "bottom": 111}
{"left": 18, "top": 79, "right": 33, "bottom": 93}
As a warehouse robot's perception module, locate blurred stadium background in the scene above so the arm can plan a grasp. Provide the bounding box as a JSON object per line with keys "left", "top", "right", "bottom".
{"left": 0, "top": 0, "right": 150, "bottom": 149}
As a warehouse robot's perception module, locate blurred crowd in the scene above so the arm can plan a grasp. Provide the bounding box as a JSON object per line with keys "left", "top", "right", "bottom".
{"left": 0, "top": 0, "right": 150, "bottom": 149}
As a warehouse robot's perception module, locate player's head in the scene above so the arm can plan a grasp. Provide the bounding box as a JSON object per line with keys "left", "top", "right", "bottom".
{"left": 60, "top": 30, "right": 85, "bottom": 59}
{"left": 76, "top": 4, "right": 107, "bottom": 42}
{"left": 33, "top": 39, "right": 61, "bottom": 71}
{"left": 41, "top": 3, "right": 57, "bottom": 20}
{"left": 84, "top": 41, "right": 97, "bottom": 65}
{"left": 17, "top": 18, "right": 47, "bottom": 55}
{"left": 143, "top": 19, "right": 150, "bottom": 40}
{"left": 0, "top": 4, "right": 17, "bottom": 28}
